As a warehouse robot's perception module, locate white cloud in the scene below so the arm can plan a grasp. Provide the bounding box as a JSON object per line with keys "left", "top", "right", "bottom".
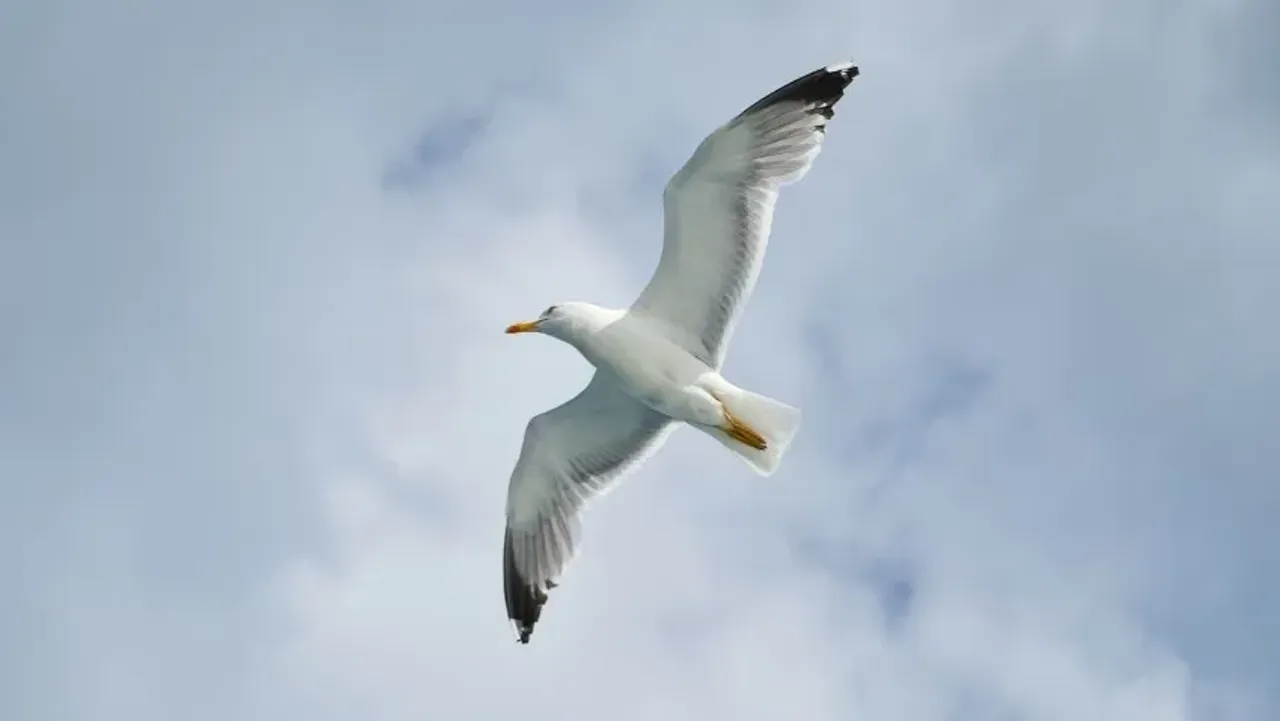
{"left": 2, "top": 0, "right": 1277, "bottom": 719}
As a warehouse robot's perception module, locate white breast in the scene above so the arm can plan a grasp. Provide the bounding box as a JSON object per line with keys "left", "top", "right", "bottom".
{"left": 581, "top": 313, "right": 720, "bottom": 424}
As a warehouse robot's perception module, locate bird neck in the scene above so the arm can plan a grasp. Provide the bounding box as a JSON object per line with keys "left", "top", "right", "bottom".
{"left": 552, "top": 307, "right": 619, "bottom": 356}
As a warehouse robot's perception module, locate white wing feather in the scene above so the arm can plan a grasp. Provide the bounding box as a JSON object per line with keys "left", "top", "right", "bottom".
{"left": 631, "top": 62, "right": 858, "bottom": 367}
{"left": 502, "top": 372, "right": 674, "bottom": 642}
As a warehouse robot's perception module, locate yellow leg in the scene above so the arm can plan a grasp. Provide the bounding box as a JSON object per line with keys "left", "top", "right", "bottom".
{"left": 722, "top": 408, "right": 768, "bottom": 451}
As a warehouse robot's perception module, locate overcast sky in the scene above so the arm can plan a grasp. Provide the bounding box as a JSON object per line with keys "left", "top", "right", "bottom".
{"left": 2, "top": 0, "right": 1278, "bottom": 719}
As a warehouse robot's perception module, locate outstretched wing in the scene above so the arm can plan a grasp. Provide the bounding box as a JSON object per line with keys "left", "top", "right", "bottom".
{"left": 503, "top": 372, "right": 674, "bottom": 643}
{"left": 630, "top": 62, "right": 858, "bottom": 367}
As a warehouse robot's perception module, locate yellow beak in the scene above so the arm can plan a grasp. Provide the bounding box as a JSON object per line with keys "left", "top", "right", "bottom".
{"left": 505, "top": 320, "right": 540, "bottom": 334}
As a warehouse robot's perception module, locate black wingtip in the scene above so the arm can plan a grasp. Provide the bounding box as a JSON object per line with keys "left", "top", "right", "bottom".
{"left": 503, "top": 530, "right": 548, "bottom": 645}
{"left": 737, "top": 61, "right": 859, "bottom": 119}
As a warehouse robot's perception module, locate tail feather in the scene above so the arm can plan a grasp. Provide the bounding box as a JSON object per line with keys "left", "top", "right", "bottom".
{"left": 702, "top": 387, "right": 801, "bottom": 476}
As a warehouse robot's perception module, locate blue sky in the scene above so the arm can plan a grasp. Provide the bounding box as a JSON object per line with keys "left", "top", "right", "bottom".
{"left": 2, "top": 0, "right": 1277, "bottom": 719}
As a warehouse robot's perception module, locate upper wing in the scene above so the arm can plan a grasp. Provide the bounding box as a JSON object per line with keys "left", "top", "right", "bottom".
{"left": 630, "top": 62, "right": 858, "bottom": 367}
{"left": 502, "top": 372, "right": 674, "bottom": 644}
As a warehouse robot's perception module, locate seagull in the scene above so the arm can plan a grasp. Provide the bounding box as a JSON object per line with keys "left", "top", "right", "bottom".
{"left": 501, "top": 61, "right": 859, "bottom": 643}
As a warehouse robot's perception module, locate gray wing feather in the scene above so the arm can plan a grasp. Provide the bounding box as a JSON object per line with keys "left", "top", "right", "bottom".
{"left": 631, "top": 62, "right": 858, "bottom": 367}
{"left": 502, "top": 372, "right": 674, "bottom": 643}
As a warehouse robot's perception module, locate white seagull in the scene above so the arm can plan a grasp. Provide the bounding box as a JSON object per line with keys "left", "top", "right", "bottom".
{"left": 501, "top": 61, "right": 859, "bottom": 643}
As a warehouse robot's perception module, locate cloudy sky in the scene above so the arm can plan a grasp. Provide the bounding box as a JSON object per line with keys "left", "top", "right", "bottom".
{"left": 2, "top": 0, "right": 1277, "bottom": 719}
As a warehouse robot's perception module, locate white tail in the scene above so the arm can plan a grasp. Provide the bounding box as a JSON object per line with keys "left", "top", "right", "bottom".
{"left": 700, "top": 386, "right": 802, "bottom": 476}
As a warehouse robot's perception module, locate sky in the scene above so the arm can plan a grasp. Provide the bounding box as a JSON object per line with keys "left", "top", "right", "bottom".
{"left": 1, "top": 0, "right": 1277, "bottom": 719}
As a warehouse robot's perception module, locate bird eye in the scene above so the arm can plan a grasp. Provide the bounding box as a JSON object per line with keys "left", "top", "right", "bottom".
{"left": 543, "top": 305, "right": 557, "bottom": 317}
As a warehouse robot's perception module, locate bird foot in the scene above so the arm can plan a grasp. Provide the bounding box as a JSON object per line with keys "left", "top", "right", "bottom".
{"left": 722, "top": 410, "right": 768, "bottom": 451}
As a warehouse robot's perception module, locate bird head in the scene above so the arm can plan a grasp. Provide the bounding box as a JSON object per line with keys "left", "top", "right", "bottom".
{"left": 505, "top": 302, "right": 610, "bottom": 341}
{"left": 504, "top": 303, "right": 586, "bottom": 340}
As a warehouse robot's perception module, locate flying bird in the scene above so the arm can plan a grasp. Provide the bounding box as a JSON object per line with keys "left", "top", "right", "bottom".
{"left": 501, "top": 61, "right": 859, "bottom": 643}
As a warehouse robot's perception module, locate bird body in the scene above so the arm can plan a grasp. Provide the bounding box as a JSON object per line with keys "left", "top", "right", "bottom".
{"left": 514, "top": 301, "right": 795, "bottom": 453}
{"left": 566, "top": 304, "right": 724, "bottom": 426}
{"left": 498, "top": 61, "right": 859, "bottom": 643}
